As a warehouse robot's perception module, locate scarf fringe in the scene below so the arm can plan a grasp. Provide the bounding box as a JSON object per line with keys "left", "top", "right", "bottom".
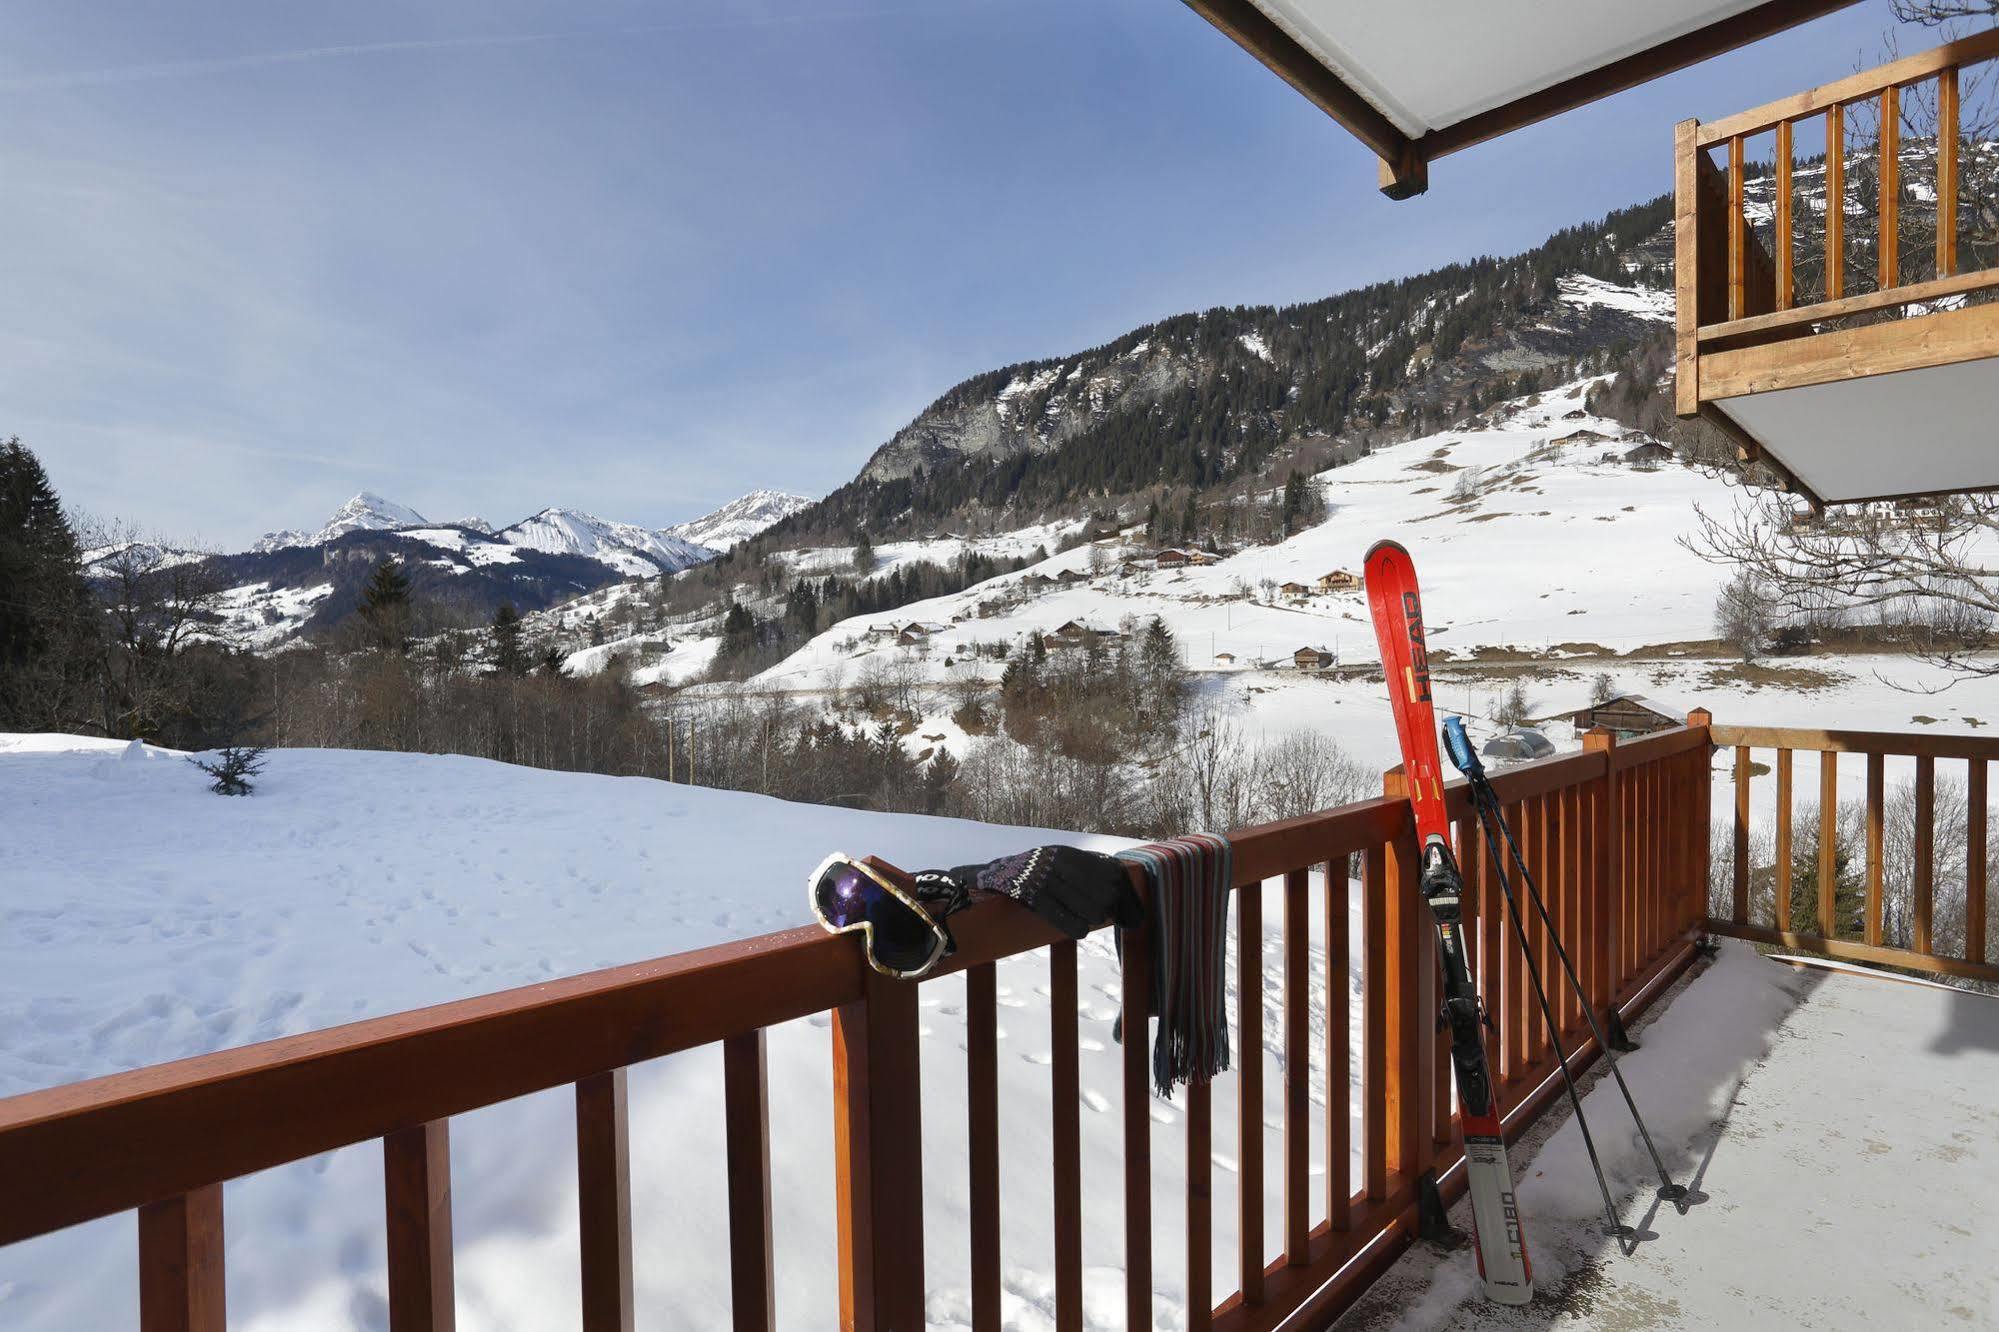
{"left": 1118, "top": 833, "right": 1232, "bottom": 1099}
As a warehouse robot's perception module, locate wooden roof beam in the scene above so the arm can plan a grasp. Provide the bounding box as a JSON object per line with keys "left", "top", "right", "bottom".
{"left": 1180, "top": 0, "right": 1426, "bottom": 198}
{"left": 1185, "top": 0, "right": 1863, "bottom": 199}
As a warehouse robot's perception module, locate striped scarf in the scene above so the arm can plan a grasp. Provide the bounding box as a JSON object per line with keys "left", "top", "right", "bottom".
{"left": 1117, "top": 833, "right": 1233, "bottom": 1098}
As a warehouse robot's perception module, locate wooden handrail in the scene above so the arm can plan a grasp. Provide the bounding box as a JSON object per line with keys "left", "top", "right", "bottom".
{"left": 1697, "top": 268, "right": 1999, "bottom": 344}
{"left": 1710, "top": 723, "right": 1999, "bottom": 762}
{"left": 0, "top": 923, "right": 865, "bottom": 1246}
{"left": 1694, "top": 25, "right": 1999, "bottom": 145}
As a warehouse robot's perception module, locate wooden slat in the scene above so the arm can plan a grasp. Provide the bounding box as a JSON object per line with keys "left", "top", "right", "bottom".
{"left": 1914, "top": 755, "right": 1936, "bottom": 954}
{"left": 138, "top": 1186, "right": 225, "bottom": 1332}
{"left": 1970, "top": 761, "right": 1989, "bottom": 966}
{"left": 1325, "top": 859, "right": 1352, "bottom": 1234}
{"left": 1706, "top": 920, "right": 1999, "bottom": 985}
{"left": 1818, "top": 752, "right": 1839, "bottom": 938}
{"left": 1676, "top": 119, "right": 1702, "bottom": 416}
{"left": 968, "top": 965, "right": 1003, "bottom": 1332}
{"left": 1362, "top": 844, "right": 1388, "bottom": 1201}
{"left": 1880, "top": 84, "right": 1900, "bottom": 290}
{"left": 1729, "top": 134, "right": 1748, "bottom": 321}
{"left": 1696, "top": 266, "right": 1999, "bottom": 343}
{"left": 1188, "top": 1079, "right": 1214, "bottom": 1332}
{"left": 833, "top": 966, "right": 925, "bottom": 1332}
{"left": 1774, "top": 750, "right": 1793, "bottom": 933}
{"left": 385, "top": 1120, "right": 455, "bottom": 1332}
{"left": 1235, "top": 885, "right": 1265, "bottom": 1307}
{"left": 1826, "top": 107, "right": 1845, "bottom": 302}
{"left": 1051, "top": 942, "right": 1083, "bottom": 1331}
{"left": 1120, "top": 925, "right": 1152, "bottom": 1332}
{"left": 1513, "top": 799, "right": 1537, "bottom": 1068}
{"left": 1867, "top": 753, "right": 1886, "bottom": 946}
{"left": 724, "top": 1033, "right": 776, "bottom": 1332}
{"left": 1939, "top": 66, "right": 1959, "bottom": 277}
{"left": 1505, "top": 801, "right": 1531, "bottom": 1086}
{"left": 1384, "top": 771, "right": 1426, "bottom": 1184}
{"left": 1583, "top": 730, "right": 1618, "bottom": 1009}
{"left": 1775, "top": 118, "right": 1794, "bottom": 309}
{"left": 1696, "top": 27, "right": 1999, "bottom": 145}
{"left": 1283, "top": 870, "right": 1311, "bottom": 1263}
{"left": 576, "top": 1071, "right": 634, "bottom": 1332}
{"left": 1700, "top": 270, "right": 1999, "bottom": 400}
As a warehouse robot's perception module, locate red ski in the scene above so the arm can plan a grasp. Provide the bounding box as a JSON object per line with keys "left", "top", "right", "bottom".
{"left": 1364, "top": 539, "right": 1532, "bottom": 1305}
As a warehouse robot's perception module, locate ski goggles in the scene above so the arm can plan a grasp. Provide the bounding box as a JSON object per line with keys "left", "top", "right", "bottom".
{"left": 808, "top": 853, "right": 954, "bottom": 980}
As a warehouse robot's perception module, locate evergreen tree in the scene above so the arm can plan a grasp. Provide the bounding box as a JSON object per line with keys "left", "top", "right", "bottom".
{"left": 358, "top": 559, "right": 414, "bottom": 653}
{"left": 720, "top": 602, "right": 757, "bottom": 660}
{"left": 492, "top": 602, "right": 527, "bottom": 676}
{"left": 852, "top": 531, "right": 875, "bottom": 575}
{"left": 0, "top": 438, "right": 95, "bottom": 729}
{"left": 923, "top": 746, "right": 959, "bottom": 814}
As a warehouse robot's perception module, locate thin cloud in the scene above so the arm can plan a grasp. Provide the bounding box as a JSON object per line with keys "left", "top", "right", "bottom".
{"left": 0, "top": 4, "right": 1002, "bottom": 94}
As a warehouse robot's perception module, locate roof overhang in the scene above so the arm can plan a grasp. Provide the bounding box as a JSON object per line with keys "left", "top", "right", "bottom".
{"left": 1182, "top": 0, "right": 1862, "bottom": 198}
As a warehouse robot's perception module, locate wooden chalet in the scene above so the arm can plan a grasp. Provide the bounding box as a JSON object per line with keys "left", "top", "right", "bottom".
{"left": 1543, "top": 693, "right": 1683, "bottom": 739}
{"left": 1279, "top": 580, "right": 1312, "bottom": 597}
{"left": 1316, "top": 569, "right": 1361, "bottom": 592}
{"left": 1292, "top": 645, "right": 1333, "bottom": 670}
{"left": 1154, "top": 548, "right": 1190, "bottom": 567}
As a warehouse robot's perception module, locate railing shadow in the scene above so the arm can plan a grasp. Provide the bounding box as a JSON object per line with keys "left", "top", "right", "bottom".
{"left": 1333, "top": 946, "right": 1826, "bottom": 1330}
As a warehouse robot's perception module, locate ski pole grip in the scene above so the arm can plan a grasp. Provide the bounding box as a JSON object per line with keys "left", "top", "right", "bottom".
{"left": 1442, "top": 716, "right": 1484, "bottom": 779}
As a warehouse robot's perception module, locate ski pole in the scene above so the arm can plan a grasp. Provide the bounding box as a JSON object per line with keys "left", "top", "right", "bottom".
{"left": 1467, "top": 794, "right": 1638, "bottom": 1253}
{"left": 1444, "top": 717, "right": 1689, "bottom": 1211}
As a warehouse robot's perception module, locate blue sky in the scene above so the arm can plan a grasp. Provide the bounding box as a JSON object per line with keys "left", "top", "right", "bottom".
{"left": 2, "top": 1, "right": 1937, "bottom": 547}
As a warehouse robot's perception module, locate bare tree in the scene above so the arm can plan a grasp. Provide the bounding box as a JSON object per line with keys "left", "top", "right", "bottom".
{"left": 1691, "top": 500, "right": 1993, "bottom": 676}
{"left": 86, "top": 523, "right": 231, "bottom": 738}
{"left": 1712, "top": 567, "right": 1779, "bottom": 663}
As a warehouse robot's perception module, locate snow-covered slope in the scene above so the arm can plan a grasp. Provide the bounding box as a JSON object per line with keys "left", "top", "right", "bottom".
{"left": 498, "top": 507, "right": 714, "bottom": 577}
{"left": 754, "top": 378, "right": 1729, "bottom": 691}
{"left": 664, "top": 489, "right": 814, "bottom": 551}
{"left": 253, "top": 491, "right": 428, "bottom": 552}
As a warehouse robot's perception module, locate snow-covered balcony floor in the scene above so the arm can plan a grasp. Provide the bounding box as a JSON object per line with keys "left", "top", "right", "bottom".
{"left": 1343, "top": 944, "right": 1999, "bottom": 1330}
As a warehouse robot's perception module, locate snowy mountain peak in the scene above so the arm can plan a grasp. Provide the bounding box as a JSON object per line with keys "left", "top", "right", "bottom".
{"left": 498, "top": 507, "right": 714, "bottom": 577}
{"left": 253, "top": 492, "right": 429, "bottom": 552}
{"left": 664, "top": 489, "right": 815, "bottom": 551}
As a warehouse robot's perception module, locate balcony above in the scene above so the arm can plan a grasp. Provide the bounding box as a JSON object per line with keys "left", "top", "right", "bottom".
{"left": 1674, "top": 30, "right": 1999, "bottom": 505}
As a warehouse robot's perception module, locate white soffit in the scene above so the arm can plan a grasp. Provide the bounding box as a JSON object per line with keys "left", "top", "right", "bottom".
{"left": 1714, "top": 357, "right": 1999, "bottom": 502}
{"left": 1246, "top": 0, "right": 1771, "bottom": 137}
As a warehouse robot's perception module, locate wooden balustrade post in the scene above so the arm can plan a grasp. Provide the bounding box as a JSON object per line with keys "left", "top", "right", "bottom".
{"left": 1583, "top": 728, "right": 1617, "bottom": 1011}
{"left": 138, "top": 1185, "right": 224, "bottom": 1332}
{"left": 724, "top": 1033, "right": 777, "bottom": 1332}
{"left": 1688, "top": 709, "right": 1714, "bottom": 936}
{"left": 1970, "top": 761, "right": 1989, "bottom": 966}
{"left": 576, "top": 1070, "right": 635, "bottom": 1332}
{"left": 833, "top": 966, "right": 925, "bottom": 1332}
{"left": 385, "top": 1120, "right": 455, "bottom": 1332}
{"left": 1381, "top": 769, "right": 1427, "bottom": 1189}
{"left": 1674, "top": 118, "right": 1701, "bottom": 416}
{"left": 1914, "top": 755, "right": 1936, "bottom": 955}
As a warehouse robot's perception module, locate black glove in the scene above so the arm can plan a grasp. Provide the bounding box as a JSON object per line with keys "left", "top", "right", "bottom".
{"left": 917, "top": 845, "right": 1143, "bottom": 939}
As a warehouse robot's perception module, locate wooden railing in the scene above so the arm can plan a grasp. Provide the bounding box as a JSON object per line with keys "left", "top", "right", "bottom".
{"left": 0, "top": 719, "right": 1718, "bottom": 1331}
{"left": 1673, "top": 29, "right": 1999, "bottom": 496}
{"left": 1707, "top": 723, "right": 1996, "bottom": 984}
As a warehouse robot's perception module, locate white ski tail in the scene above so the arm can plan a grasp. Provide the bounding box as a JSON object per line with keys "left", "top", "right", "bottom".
{"left": 1464, "top": 1135, "right": 1533, "bottom": 1304}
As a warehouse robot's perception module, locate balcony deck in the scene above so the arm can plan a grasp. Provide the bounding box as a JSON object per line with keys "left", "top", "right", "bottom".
{"left": 1342, "top": 944, "right": 1999, "bottom": 1329}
